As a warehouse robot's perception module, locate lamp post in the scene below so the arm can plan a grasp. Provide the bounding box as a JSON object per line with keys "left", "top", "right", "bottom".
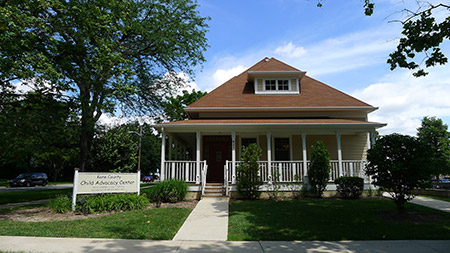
{"left": 129, "top": 125, "right": 143, "bottom": 172}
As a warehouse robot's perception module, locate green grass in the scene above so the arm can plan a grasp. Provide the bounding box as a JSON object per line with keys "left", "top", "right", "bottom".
{"left": 0, "top": 188, "right": 73, "bottom": 205}
{"left": 419, "top": 195, "right": 450, "bottom": 202}
{"left": 0, "top": 207, "right": 191, "bottom": 240}
{"left": 48, "top": 181, "right": 72, "bottom": 185}
{"left": 0, "top": 204, "right": 47, "bottom": 214}
{"left": 0, "top": 179, "right": 8, "bottom": 187}
{"left": 228, "top": 199, "right": 450, "bottom": 241}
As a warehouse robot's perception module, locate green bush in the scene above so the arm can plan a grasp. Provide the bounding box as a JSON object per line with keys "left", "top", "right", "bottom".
{"left": 236, "top": 143, "right": 263, "bottom": 200}
{"left": 308, "top": 141, "right": 330, "bottom": 198}
{"left": 335, "top": 176, "right": 364, "bottom": 199}
{"left": 144, "top": 179, "right": 188, "bottom": 205}
{"left": 78, "top": 193, "right": 149, "bottom": 214}
{"left": 49, "top": 193, "right": 149, "bottom": 214}
{"left": 48, "top": 195, "right": 72, "bottom": 213}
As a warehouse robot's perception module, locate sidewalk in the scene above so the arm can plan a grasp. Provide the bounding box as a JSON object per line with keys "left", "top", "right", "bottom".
{"left": 382, "top": 193, "right": 450, "bottom": 213}
{"left": 1, "top": 236, "right": 449, "bottom": 252}
{"left": 0, "top": 199, "right": 51, "bottom": 210}
{"left": 173, "top": 197, "right": 229, "bottom": 241}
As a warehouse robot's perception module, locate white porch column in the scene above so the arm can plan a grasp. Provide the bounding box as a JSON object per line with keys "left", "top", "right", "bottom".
{"left": 231, "top": 131, "right": 236, "bottom": 184}
{"left": 160, "top": 128, "right": 166, "bottom": 181}
{"left": 168, "top": 135, "right": 173, "bottom": 160}
{"left": 196, "top": 131, "right": 201, "bottom": 184}
{"left": 302, "top": 132, "right": 308, "bottom": 177}
{"left": 267, "top": 131, "right": 272, "bottom": 182}
{"left": 336, "top": 131, "right": 343, "bottom": 177}
{"left": 370, "top": 130, "right": 376, "bottom": 148}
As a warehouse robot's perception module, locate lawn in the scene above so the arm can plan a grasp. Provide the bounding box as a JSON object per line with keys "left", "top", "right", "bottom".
{"left": 228, "top": 199, "right": 450, "bottom": 241}
{"left": 0, "top": 207, "right": 191, "bottom": 240}
{"left": 0, "top": 188, "right": 73, "bottom": 205}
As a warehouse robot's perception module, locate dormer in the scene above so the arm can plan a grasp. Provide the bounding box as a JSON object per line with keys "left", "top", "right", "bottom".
{"left": 248, "top": 70, "right": 306, "bottom": 95}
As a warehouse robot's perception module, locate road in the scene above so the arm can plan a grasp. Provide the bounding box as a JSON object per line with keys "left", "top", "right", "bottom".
{"left": 0, "top": 184, "right": 73, "bottom": 193}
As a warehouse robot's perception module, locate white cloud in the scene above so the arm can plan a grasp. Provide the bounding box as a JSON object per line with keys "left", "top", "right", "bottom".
{"left": 352, "top": 66, "right": 450, "bottom": 136}
{"left": 208, "top": 65, "right": 246, "bottom": 91}
{"left": 274, "top": 42, "right": 307, "bottom": 58}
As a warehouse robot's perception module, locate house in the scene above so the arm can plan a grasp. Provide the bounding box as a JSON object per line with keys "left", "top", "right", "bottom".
{"left": 155, "top": 57, "right": 385, "bottom": 197}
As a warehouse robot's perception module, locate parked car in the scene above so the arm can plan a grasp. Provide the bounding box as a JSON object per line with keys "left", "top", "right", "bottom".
{"left": 432, "top": 179, "right": 450, "bottom": 189}
{"left": 142, "top": 176, "right": 153, "bottom": 182}
{"left": 9, "top": 172, "right": 48, "bottom": 187}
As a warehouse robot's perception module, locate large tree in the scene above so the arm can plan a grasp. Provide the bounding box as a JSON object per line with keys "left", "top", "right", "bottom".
{"left": 318, "top": 1, "right": 450, "bottom": 76}
{"left": 161, "top": 89, "right": 207, "bottom": 122}
{"left": 0, "top": 0, "right": 209, "bottom": 171}
{"left": 417, "top": 116, "right": 450, "bottom": 178}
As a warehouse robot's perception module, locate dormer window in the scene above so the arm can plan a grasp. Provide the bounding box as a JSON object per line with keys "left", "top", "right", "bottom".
{"left": 265, "top": 80, "right": 289, "bottom": 91}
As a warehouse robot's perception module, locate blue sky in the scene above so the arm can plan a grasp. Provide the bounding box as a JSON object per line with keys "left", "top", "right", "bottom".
{"left": 183, "top": 0, "right": 450, "bottom": 136}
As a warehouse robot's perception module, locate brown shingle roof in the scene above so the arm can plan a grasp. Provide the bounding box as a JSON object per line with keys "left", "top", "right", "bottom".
{"left": 189, "top": 57, "right": 372, "bottom": 109}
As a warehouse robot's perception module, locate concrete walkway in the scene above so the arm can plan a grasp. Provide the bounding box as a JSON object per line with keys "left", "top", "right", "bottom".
{"left": 0, "top": 199, "right": 51, "bottom": 210}
{"left": 410, "top": 196, "right": 450, "bottom": 213}
{"left": 173, "top": 197, "right": 229, "bottom": 241}
{"left": 1, "top": 236, "right": 449, "bottom": 252}
{"left": 382, "top": 193, "right": 450, "bottom": 213}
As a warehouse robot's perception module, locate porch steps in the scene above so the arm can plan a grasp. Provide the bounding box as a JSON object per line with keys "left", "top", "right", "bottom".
{"left": 202, "top": 183, "right": 226, "bottom": 197}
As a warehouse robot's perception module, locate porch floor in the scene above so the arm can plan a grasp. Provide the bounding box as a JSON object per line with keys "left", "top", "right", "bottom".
{"left": 173, "top": 197, "right": 229, "bottom": 241}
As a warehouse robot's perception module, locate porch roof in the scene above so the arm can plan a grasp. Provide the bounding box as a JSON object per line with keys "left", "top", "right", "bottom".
{"left": 156, "top": 118, "right": 386, "bottom": 133}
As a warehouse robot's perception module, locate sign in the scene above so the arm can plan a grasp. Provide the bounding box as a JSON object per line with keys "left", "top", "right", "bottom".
{"left": 71, "top": 169, "right": 141, "bottom": 211}
{"left": 77, "top": 172, "right": 139, "bottom": 194}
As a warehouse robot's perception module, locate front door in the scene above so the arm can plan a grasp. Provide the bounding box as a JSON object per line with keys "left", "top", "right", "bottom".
{"left": 203, "top": 136, "right": 231, "bottom": 183}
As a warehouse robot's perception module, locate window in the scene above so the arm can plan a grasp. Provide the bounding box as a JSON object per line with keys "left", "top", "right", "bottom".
{"left": 274, "top": 138, "right": 290, "bottom": 161}
{"left": 265, "top": 79, "right": 289, "bottom": 91}
{"left": 265, "top": 80, "right": 276, "bottom": 90}
{"left": 278, "top": 80, "right": 289, "bottom": 90}
{"left": 241, "top": 138, "right": 257, "bottom": 149}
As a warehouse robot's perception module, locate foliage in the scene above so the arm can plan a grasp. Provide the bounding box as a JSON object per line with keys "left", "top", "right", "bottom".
{"left": 317, "top": 1, "right": 449, "bottom": 76}
{"left": 334, "top": 176, "right": 364, "bottom": 199}
{"left": 0, "top": 0, "right": 209, "bottom": 171}
{"left": 0, "top": 208, "right": 192, "bottom": 240}
{"left": 286, "top": 174, "right": 303, "bottom": 199}
{"left": 74, "top": 194, "right": 149, "bottom": 214}
{"left": 417, "top": 116, "right": 450, "bottom": 177}
{"left": 161, "top": 89, "right": 207, "bottom": 122}
{"left": 307, "top": 141, "right": 330, "bottom": 198}
{"left": 0, "top": 92, "right": 79, "bottom": 180}
{"left": 236, "top": 143, "right": 263, "bottom": 200}
{"left": 228, "top": 199, "right": 450, "bottom": 241}
{"left": 48, "top": 195, "right": 72, "bottom": 213}
{"left": 267, "top": 170, "right": 284, "bottom": 200}
{"left": 366, "top": 134, "right": 433, "bottom": 213}
{"left": 143, "top": 179, "right": 188, "bottom": 205}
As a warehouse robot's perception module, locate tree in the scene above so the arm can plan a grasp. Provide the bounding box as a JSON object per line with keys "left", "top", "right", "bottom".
{"left": 236, "top": 143, "right": 263, "bottom": 200}
{"left": 417, "top": 116, "right": 450, "bottom": 178}
{"left": 0, "top": 92, "right": 79, "bottom": 180}
{"left": 307, "top": 141, "right": 330, "bottom": 198}
{"left": 318, "top": 1, "right": 450, "bottom": 76}
{"left": 161, "top": 89, "right": 207, "bottom": 122}
{"left": 0, "top": 0, "right": 209, "bottom": 171}
{"left": 366, "top": 134, "right": 433, "bottom": 213}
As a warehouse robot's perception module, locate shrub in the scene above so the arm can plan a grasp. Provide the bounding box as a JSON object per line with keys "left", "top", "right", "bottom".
{"left": 335, "top": 176, "right": 364, "bottom": 199}
{"left": 77, "top": 193, "right": 149, "bottom": 214}
{"left": 366, "top": 133, "right": 433, "bottom": 213}
{"left": 48, "top": 195, "right": 72, "bottom": 213}
{"left": 307, "top": 141, "right": 331, "bottom": 198}
{"left": 144, "top": 179, "right": 188, "bottom": 206}
{"left": 236, "top": 143, "right": 263, "bottom": 199}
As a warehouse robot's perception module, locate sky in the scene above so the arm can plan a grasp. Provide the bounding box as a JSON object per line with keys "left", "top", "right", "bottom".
{"left": 180, "top": 0, "right": 450, "bottom": 136}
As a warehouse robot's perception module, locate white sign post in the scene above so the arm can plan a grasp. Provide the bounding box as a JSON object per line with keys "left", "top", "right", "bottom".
{"left": 72, "top": 168, "right": 140, "bottom": 211}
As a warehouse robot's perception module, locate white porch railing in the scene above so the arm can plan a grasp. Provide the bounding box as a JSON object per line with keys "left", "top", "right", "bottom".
{"left": 201, "top": 164, "right": 208, "bottom": 195}
{"left": 163, "top": 161, "right": 206, "bottom": 183}
{"left": 226, "top": 160, "right": 369, "bottom": 183}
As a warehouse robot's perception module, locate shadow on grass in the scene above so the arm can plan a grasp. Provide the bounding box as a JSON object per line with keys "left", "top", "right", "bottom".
{"left": 228, "top": 199, "right": 450, "bottom": 241}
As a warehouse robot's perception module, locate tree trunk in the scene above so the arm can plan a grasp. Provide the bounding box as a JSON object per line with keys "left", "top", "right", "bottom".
{"left": 78, "top": 85, "right": 95, "bottom": 172}
{"left": 395, "top": 197, "right": 407, "bottom": 214}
